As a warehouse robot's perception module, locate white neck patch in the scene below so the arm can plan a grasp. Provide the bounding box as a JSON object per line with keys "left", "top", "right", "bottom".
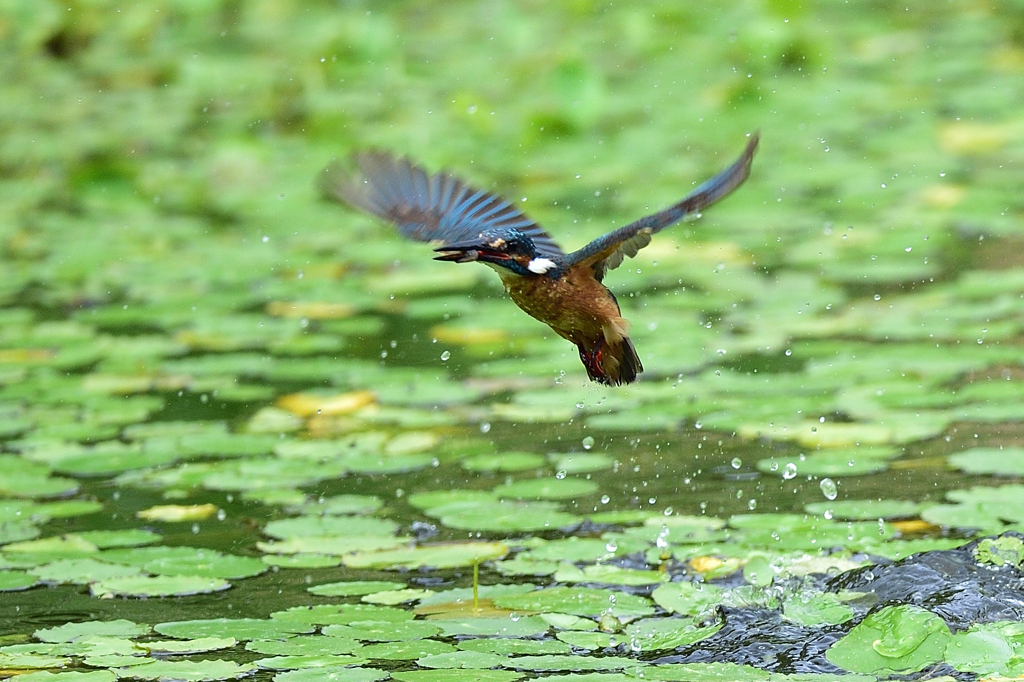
{"left": 527, "top": 257, "right": 557, "bottom": 274}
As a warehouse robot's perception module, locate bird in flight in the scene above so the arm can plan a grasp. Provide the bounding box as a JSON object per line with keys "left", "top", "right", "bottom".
{"left": 319, "top": 134, "right": 758, "bottom": 386}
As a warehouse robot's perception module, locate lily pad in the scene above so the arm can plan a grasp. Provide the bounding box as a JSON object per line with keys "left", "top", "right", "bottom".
{"left": 343, "top": 541, "right": 508, "bottom": 570}
{"left": 826, "top": 604, "right": 952, "bottom": 674}
{"left": 91, "top": 575, "right": 231, "bottom": 597}
{"left": 35, "top": 619, "right": 151, "bottom": 643}
{"left": 273, "top": 668, "right": 389, "bottom": 682}
{"left": 155, "top": 618, "right": 313, "bottom": 641}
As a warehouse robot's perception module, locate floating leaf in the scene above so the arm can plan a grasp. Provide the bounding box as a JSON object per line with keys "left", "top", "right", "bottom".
{"left": 0, "top": 569, "right": 37, "bottom": 591}
{"left": 155, "top": 618, "right": 313, "bottom": 641}
{"left": 35, "top": 619, "right": 151, "bottom": 643}
{"left": 343, "top": 541, "right": 508, "bottom": 570}
{"left": 826, "top": 604, "right": 951, "bottom": 674}
{"left": 91, "top": 575, "right": 231, "bottom": 597}
{"left": 494, "top": 586, "right": 655, "bottom": 618}
{"left": 273, "top": 668, "right": 389, "bottom": 682}
{"left": 113, "top": 659, "right": 257, "bottom": 681}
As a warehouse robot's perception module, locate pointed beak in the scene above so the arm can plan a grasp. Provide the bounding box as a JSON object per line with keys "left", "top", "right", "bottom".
{"left": 433, "top": 240, "right": 483, "bottom": 263}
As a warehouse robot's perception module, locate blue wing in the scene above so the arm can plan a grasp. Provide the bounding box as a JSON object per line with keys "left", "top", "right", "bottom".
{"left": 565, "top": 134, "right": 759, "bottom": 281}
{"left": 319, "top": 152, "right": 565, "bottom": 260}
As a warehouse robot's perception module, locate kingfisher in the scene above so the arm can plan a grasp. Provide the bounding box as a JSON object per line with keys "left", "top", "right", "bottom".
{"left": 319, "top": 134, "right": 758, "bottom": 386}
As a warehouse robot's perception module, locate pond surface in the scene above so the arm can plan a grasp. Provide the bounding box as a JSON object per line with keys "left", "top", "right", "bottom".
{"left": 2, "top": 1, "right": 1024, "bottom": 680}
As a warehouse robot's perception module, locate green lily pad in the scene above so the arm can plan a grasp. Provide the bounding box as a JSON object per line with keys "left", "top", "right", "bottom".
{"left": 30, "top": 558, "right": 143, "bottom": 584}
{"left": 417, "top": 650, "right": 507, "bottom": 669}
{"left": 651, "top": 582, "right": 723, "bottom": 616}
{"left": 274, "top": 604, "right": 413, "bottom": 626}
{"left": 430, "top": 616, "right": 550, "bottom": 638}
{"left": 35, "top": 619, "right": 151, "bottom": 643}
{"left": 826, "top": 604, "right": 952, "bottom": 674}
{"left": 91, "top": 575, "right": 231, "bottom": 597}
{"left": 553, "top": 563, "right": 665, "bottom": 586}
{"left": 273, "top": 668, "right": 389, "bottom": 682}
{"left": 494, "top": 586, "right": 655, "bottom": 618}
{"left": 948, "top": 447, "right": 1024, "bottom": 475}
{"left": 504, "top": 654, "right": 639, "bottom": 671}
{"left": 782, "top": 592, "right": 855, "bottom": 626}
{"left": 246, "top": 637, "right": 364, "bottom": 656}
{"left": 12, "top": 673, "right": 117, "bottom": 682}
{"left": 101, "top": 546, "right": 267, "bottom": 579}
{"left": 457, "top": 638, "right": 570, "bottom": 655}
{"left": 390, "top": 670, "right": 523, "bottom": 682}
{"left": 155, "top": 618, "right": 313, "bottom": 641}
{"left": 113, "top": 659, "right": 257, "bottom": 681}
{"left": 0, "top": 569, "right": 38, "bottom": 591}
{"left": 358, "top": 639, "right": 457, "bottom": 660}
{"left": 255, "top": 654, "right": 368, "bottom": 670}
{"left": 624, "top": 617, "right": 722, "bottom": 651}
{"left": 142, "top": 637, "right": 238, "bottom": 655}
{"left": 431, "top": 499, "right": 581, "bottom": 532}
{"left": 321, "top": 619, "right": 440, "bottom": 642}
{"left": 343, "top": 541, "right": 508, "bottom": 570}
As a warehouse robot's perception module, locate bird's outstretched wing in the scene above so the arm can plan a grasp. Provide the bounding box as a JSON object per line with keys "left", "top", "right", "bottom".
{"left": 565, "top": 133, "right": 759, "bottom": 281}
{"left": 319, "top": 152, "right": 565, "bottom": 260}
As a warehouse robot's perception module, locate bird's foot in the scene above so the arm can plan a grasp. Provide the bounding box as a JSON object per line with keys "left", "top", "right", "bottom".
{"left": 578, "top": 340, "right": 607, "bottom": 383}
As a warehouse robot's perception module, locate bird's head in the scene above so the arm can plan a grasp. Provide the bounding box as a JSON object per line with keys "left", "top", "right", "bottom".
{"left": 433, "top": 229, "right": 560, "bottom": 278}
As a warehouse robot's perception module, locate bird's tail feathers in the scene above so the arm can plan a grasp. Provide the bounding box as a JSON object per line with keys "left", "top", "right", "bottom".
{"left": 608, "top": 336, "right": 642, "bottom": 385}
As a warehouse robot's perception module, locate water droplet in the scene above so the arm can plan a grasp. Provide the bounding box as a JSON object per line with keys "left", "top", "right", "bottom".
{"left": 782, "top": 462, "right": 798, "bottom": 480}
{"left": 730, "top": 457, "right": 742, "bottom": 469}
{"left": 440, "top": 350, "right": 451, "bottom": 361}
{"left": 747, "top": 499, "right": 757, "bottom": 510}
{"left": 819, "top": 477, "right": 838, "bottom": 500}
{"left": 555, "top": 470, "right": 566, "bottom": 479}
{"left": 663, "top": 507, "right": 674, "bottom": 516}
{"left": 600, "top": 494, "right": 610, "bottom": 504}
{"left": 480, "top": 422, "right": 491, "bottom": 434}
{"left": 582, "top": 436, "right": 595, "bottom": 450}
{"left": 605, "top": 540, "right": 618, "bottom": 552}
